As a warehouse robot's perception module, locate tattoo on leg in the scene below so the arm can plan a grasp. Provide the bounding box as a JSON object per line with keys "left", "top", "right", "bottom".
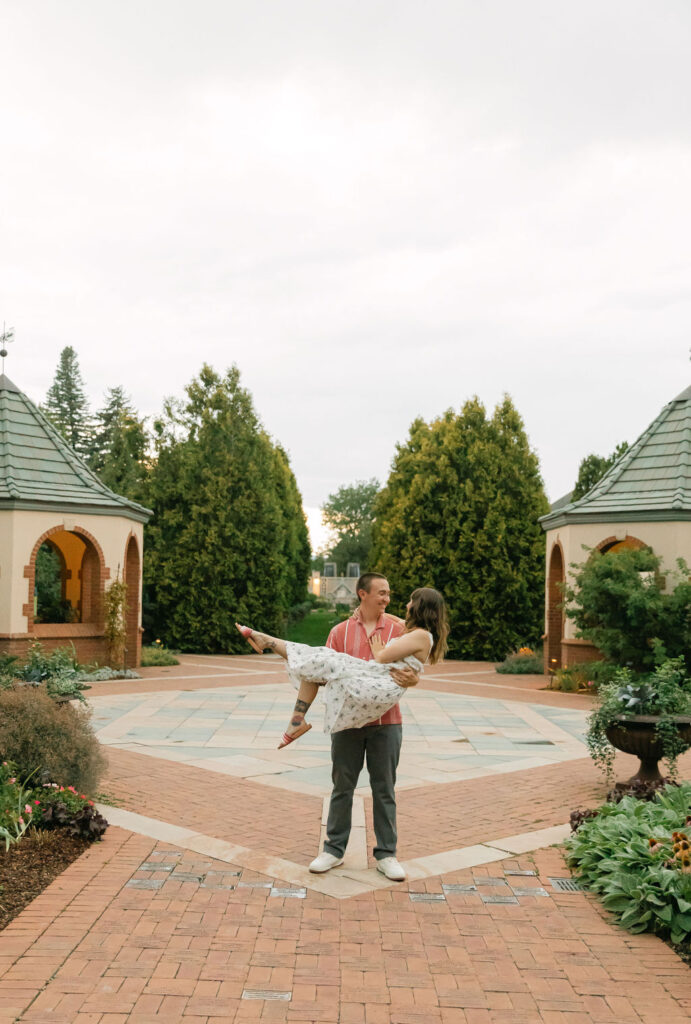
{"left": 293, "top": 699, "right": 310, "bottom": 714}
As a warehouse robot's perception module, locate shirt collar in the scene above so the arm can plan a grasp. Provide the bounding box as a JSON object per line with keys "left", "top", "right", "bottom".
{"left": 352, "top": 607, "right": 386, "bottom": 631}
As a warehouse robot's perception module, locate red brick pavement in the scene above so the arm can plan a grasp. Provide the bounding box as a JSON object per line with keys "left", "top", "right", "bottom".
{"left": 105, "top": 750, "right": 323, "bottom": 864}
{"left": 0, "top": 831, "right": 688, "bottom": 1023}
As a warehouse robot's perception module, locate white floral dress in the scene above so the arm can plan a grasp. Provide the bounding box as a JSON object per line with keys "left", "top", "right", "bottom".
{"left": 285, "top": 632, "right": 433, "bottom": 734}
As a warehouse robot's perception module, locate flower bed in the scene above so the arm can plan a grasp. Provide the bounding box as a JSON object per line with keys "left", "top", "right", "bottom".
{"left": 566, "top": 782, "right": 691, "bottom": 950}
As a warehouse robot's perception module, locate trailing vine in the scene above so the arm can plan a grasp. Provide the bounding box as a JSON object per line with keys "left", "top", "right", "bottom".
{"left": 104, "top": 572, "right": 128, "bottom": 668}
{"left": 587, "top": 655, "right": 691, "bottom": 785}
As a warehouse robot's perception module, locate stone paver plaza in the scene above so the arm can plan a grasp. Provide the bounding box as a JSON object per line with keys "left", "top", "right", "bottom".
{"left": 0, "top": 654, "right": 689, "bottom": 1022}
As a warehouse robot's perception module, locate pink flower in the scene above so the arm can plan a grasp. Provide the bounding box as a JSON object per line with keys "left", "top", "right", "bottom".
{"left": 8, "top": 778, "right": 15, "bottom": 784}
{"left": 34, "top": 800, "right": 40, "bottom": 806}
{"left": 24, "top": 804, "right": 32, "bottom": 815}
{"left": 88, "top": 801, "right": 94, "bottom": 807}
{"left": 18, "top": 817, "right": 24, "bottom": 827}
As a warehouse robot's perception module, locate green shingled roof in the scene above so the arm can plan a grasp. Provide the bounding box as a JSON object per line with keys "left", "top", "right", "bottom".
{"left": 0, "top": 373, "right": 152, "bottom": 523}
{"left": 541, "top": 384, "right": 691, "bottom": 530}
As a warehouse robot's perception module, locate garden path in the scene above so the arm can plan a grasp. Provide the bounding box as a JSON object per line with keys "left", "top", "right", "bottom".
{"left": 0, "top": 655, "right": 688, "bottom": 1023}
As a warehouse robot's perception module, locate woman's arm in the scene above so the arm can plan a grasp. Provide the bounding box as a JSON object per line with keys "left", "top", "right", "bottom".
{"left": 369, "top": 629, "right": 429, "bottom": 664}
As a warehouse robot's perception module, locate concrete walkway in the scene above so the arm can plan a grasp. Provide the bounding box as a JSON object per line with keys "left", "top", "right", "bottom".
{"left": 0, "top": 654, "right": 689, "bottom": 1023}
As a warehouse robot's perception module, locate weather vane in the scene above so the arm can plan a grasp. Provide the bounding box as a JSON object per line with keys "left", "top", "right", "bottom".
{"left": 0, "top": 324, "right": 14, "bottom": 374}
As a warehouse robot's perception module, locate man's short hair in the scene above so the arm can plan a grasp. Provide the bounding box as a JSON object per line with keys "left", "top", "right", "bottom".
{"left": 356, "top": 572, "right": 388, "bottom": 597}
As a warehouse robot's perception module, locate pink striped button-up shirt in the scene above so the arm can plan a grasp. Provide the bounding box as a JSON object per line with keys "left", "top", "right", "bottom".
{"left": 326, "top": 611, "right": 405, "bottom": 726}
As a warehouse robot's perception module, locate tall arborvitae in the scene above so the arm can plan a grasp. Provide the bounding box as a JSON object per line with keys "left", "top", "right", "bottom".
{"left": 90, "top": 386, "right": 149, "bottom": 502}
{"left": 43, "top": 347, "right": 92, "bottom": 457}
{"left": 371, "top": 395, "right": 549, "bottom": 660}
{"left": 144, "top": 364, "right": 310, "bottom": 652}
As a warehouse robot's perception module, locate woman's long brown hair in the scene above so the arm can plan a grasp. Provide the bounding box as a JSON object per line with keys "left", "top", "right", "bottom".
{"left": 404, "top": 587, "right": 449, "bottom": 664}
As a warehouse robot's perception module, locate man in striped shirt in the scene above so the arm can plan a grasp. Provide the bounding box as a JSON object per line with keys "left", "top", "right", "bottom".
{"left": 309, "top": 573, "right": 418, "bottom": 881}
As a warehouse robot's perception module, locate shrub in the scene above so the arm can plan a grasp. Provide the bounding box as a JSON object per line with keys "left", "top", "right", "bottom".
{"left": 0, "top": 687, "right": 106, "bottom": 795}
{"left": 496, "top": 647, "right": 543, "bottom": 675}
{"left": 563, "top": 547, "right": 691, "bottom": 673}
{"left": 140, "top": 641, "right": 179, "bottom": 667}
{"left": 565, "top": 783, "right": 691, "bottom": 946}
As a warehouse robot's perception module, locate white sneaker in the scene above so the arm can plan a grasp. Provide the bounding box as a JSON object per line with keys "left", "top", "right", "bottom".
{"left": 309, "top": 851, "right": 344, "bottom": 873}
{"left": 376, "top": 857, "right": 406, "bottom": 881}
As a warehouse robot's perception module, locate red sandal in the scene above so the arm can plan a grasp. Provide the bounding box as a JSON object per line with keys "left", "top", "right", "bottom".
{"left": 278, "top": 722, "right": 312, "bottom": 749}
{"left": 235, "top": 623, "right": 264, "bottom": 654}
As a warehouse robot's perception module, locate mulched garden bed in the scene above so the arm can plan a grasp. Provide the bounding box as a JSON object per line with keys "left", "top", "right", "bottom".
{"left": 0, "top": 832, "right": 91, "bottom": 930}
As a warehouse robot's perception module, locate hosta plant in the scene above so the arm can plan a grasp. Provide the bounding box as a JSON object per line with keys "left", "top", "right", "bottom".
{"left": 566, "top": 783, "right": 691, "bottom": 946}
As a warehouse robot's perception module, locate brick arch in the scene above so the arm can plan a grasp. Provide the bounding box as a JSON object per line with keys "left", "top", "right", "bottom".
{"left": 545, "top": 540, "right": 565, "bottom": 673}
{"left": 596, "top": 534, "right": 648, "bottom": 554}
{"left": 123, "top": 532, "right": 141, "bottom": 669}
{"left": 23, "top": 525, "right": 110, "bottom": 631}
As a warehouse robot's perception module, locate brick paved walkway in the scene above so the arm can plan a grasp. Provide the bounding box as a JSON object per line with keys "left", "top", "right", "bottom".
{"left": 0, "top": 655, "right": 689, "bottom": 1023}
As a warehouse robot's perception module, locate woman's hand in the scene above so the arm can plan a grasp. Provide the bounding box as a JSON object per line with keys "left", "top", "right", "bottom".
{"left": 369, "top": 634, "right": 385, "bottom": 660}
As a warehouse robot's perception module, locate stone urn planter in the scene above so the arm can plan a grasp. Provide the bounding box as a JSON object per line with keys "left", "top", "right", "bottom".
{"left": 605, "top": 714, "right": 691, "bottom": 787}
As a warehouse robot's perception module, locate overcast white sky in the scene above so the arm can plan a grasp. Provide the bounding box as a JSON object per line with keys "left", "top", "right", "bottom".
{"left": 2, "top": 2, "right": 690, "bottom": 551}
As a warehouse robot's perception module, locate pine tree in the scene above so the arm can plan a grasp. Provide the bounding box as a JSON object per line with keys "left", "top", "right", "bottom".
{"left": 572, "top": 441, "right": 629, "bottom": 501}
{"left": 371, "top": 396, "right": 549, "bottom": 660}
{"left": 144, "top": 364, "right": 310, "bottom": 652}
{"left": 90, "top": 386, "right": 149, "bottom": 502}
{"left": 43, "top": 347, "right": 92, "bottom": 457}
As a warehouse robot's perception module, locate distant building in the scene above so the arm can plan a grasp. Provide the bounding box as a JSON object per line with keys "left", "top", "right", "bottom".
{"left": 540, "top": 383, "right": 691, "bottom": 672}
{"left": 311, "top": 561, "right": 361, "bottom": 606}
{"left": 0, "top": 373, "right": 152, "bottom": 667}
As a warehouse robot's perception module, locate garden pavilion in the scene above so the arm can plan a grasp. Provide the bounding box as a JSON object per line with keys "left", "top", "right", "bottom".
{"left": 0, "top": 373, "right": 151, "bottom": 667}
{"left": 540, "top": 383, "right": 691, "bottom": 672}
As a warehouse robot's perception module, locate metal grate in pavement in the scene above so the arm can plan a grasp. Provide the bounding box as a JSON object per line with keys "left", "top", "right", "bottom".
{"left": 549, "top": 877, "right": 586, "bottom": 892}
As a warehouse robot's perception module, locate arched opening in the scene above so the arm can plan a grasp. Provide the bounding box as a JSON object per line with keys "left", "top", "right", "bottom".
{"left": 546, "top": 543, "right": 565, "bottom": 673}
{"left": 124, "top": 535, "right": 141, "bottom": 669}
{"left": 598, "top": 535, "right": 647, "bottom": 555}
{"left": 28, "top": 528, "right": 104, "bottom": 630}
{"left": 34, "top": 541, "right": 72, "bottom": 624}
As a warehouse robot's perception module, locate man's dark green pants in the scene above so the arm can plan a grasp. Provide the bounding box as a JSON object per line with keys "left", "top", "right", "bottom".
{"left": 323, "top": 723, "right": 402, "bottom": 861}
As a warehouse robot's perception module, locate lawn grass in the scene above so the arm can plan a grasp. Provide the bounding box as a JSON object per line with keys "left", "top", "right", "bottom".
{"left": 286, "top": 609, "right": 344, "bottom": 645}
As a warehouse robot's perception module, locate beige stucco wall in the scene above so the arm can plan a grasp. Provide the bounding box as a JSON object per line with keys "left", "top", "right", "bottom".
{"left": 0, "top": 509, "right": 144, "bottom": 635}
{"left": 545, "top": 520, "right": 691, "bottom": 640}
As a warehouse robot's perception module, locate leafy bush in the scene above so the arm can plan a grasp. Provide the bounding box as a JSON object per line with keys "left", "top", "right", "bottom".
{"left": 0, "top": 687, "right": 106, "bottom": 795}
{"left": 586, "top": 656, "right": 691, "bottom": 783}
{"left": 496, "top": 647, "right": 543, "bottom": 674}
{"left": 565, "top": 783, "right": 691, "bottom": 946}
{"left": 563, "top": 547, "right": 691, "bottom": 673}
{"left": 140, "top": 641, "right": 179, "bottom": 667}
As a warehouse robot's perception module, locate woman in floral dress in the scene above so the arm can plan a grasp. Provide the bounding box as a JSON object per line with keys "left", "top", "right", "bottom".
{"left": 236, "top": 586, "right": 449, "bottom": 747}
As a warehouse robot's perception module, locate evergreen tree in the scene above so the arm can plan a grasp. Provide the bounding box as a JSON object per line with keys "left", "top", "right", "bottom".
{"left": 371, "top": 396, "right": 549, "bottom": 660}
{"left": 43, "top": 347, "right": 92, "bottom": 457}
{"left": 144, "top": 364, "right": 310, "bottom": 652}
{"left": 572, "top": 441, "right": 629, "bottom": 501}
{"left": 90, "top": 386, "right": 149, "bottom": 502}
{"left": 321, "top": 478, "right": 380, "bottom": 573}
